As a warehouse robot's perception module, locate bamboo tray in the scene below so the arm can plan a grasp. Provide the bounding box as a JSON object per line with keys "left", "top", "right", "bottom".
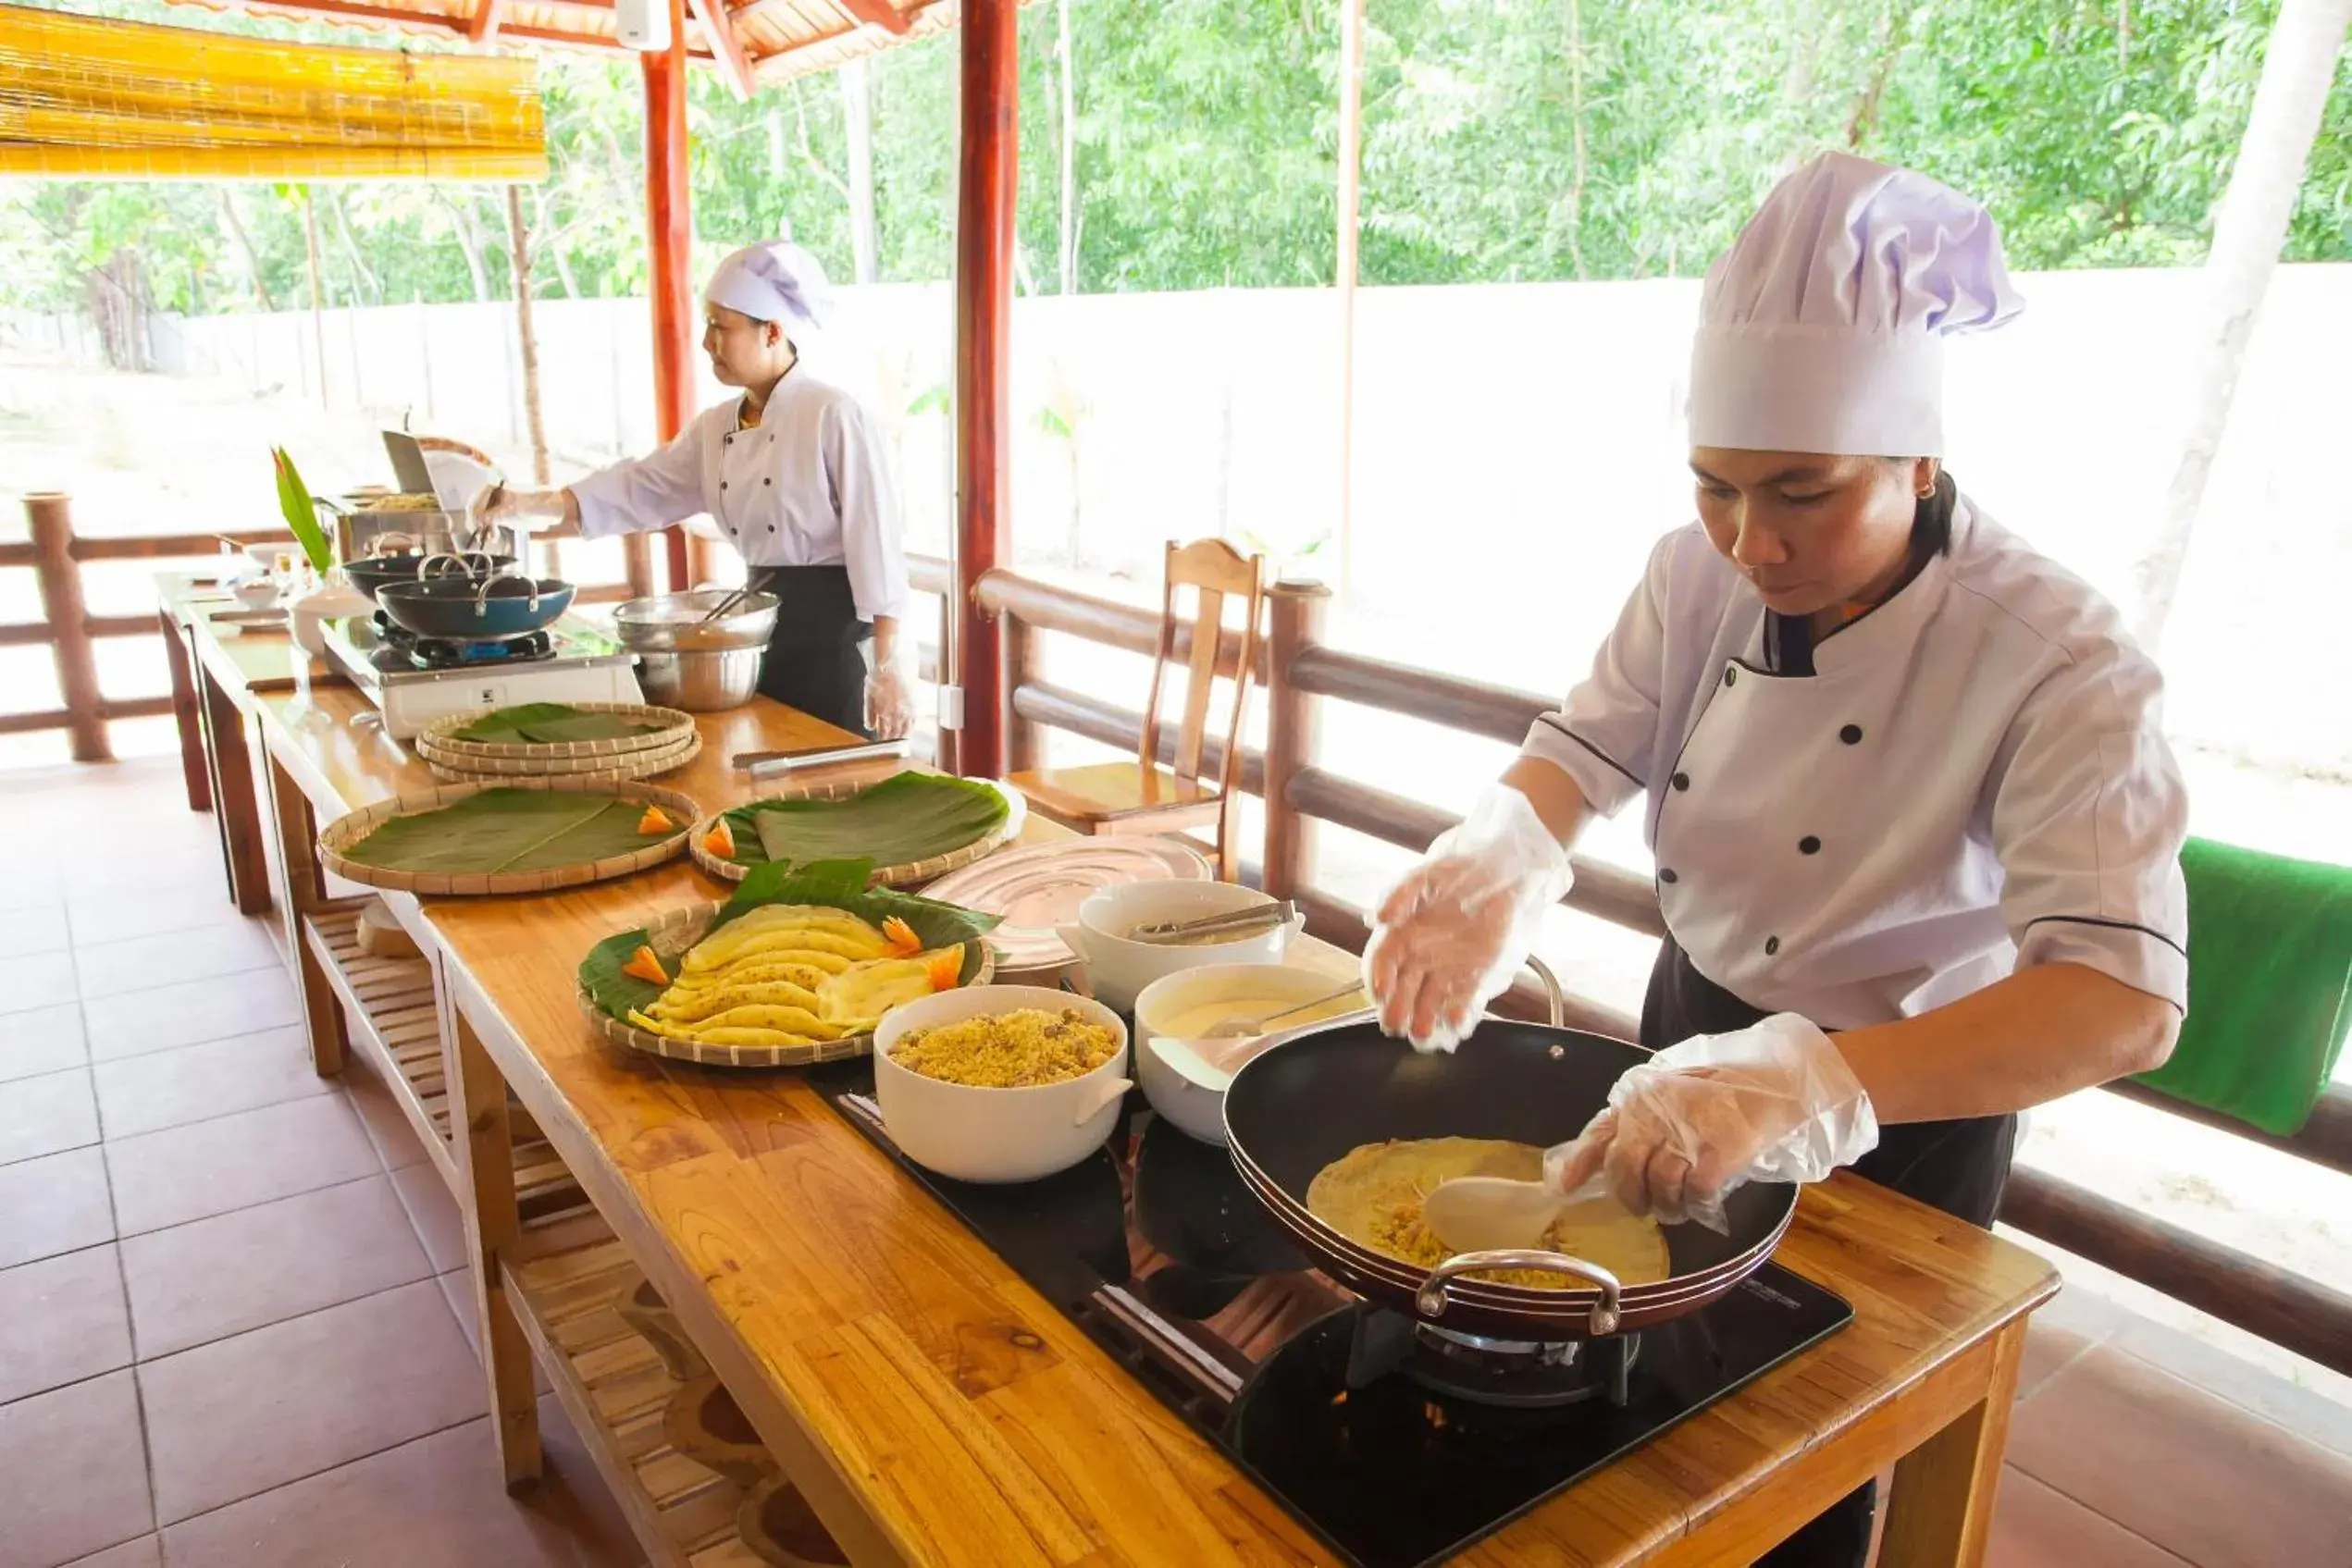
{"left": 688, "top": 772, "right": 1023, "bottom": 889}
{"left": 422, "top": 731, "right": 702, "bottom": 785}
{"left": 418, "top": 702, "right": 697, "bottom": 762}
{"left": 577, "top": 900, "right": 995, "bottom": 1068}
{"left": 318, "top": 777, "right": 700, "bottom": 896}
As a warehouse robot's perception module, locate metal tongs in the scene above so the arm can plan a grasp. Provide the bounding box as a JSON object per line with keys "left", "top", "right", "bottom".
{"left": 734, "top": 738, "right": 910, "bottom": 777}
{"left": 1128, "top": 900, "right": 1298, "bottom": 946}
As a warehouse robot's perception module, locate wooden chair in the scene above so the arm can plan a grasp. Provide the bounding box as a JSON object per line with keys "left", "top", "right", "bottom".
{"left": 1007, "top": 538, "right": 1267, "bottom": 881}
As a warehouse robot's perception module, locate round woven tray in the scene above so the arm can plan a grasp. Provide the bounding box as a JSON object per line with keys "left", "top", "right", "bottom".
{"left": 421, "top": 731, "right": 702, "bottom": 785}
{"left": 318, "top": 777, "right": 700, "bottom": 896}
{"left": 687, "top": 773, "right": 1023, "bottom": 889}
{"left": 419, "top": 702, "right": 697, "bottom": 762}
{"left": 577, "top": 900, "right": 996, "bottom": 1068}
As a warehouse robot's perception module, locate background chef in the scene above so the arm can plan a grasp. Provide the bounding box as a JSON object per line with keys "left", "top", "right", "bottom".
{"left": 1365, "top": 152, "right": 2189, "bottom": 1567}
{"left": 474, "top": 240, "right": 912, "bottom": 739}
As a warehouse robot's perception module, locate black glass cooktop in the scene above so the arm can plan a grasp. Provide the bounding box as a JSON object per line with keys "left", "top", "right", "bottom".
{"left": 810, "top": 1065, "right": 1851, "bottom": 1568}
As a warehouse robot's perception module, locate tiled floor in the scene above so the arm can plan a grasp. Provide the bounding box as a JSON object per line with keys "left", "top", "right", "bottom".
{"left": 0, "top": 759, "right": 639, "bottom": 1568}
{"left": 5, "top": 757, "right": 2350, "bottom": 1567}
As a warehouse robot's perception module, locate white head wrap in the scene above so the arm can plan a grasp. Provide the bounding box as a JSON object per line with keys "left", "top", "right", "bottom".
{"left": 1687, "top": 152, "right": 2024, "bottom": 457}
{"left": 704, "top": 240, "right": 834, "bottom": 340}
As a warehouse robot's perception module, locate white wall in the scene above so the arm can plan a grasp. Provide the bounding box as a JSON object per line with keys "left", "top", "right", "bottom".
{"left": 45, "top": 263, "right": 2352, "bottom": 778}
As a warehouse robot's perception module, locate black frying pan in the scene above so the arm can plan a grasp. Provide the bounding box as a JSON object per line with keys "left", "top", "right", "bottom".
{"left": 343, "top": 551, "right": 512, "bottom": 601}
{"left": 377, "top": 573, "right": 574, "bottom": 641}
{"left": 1220, "top": 1019, "right": 1797, "bottom": 1341}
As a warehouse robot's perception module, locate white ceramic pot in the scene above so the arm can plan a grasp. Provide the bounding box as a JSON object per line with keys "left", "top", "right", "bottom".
{"left": 1133, "top": 963, "right": 1369, "bottom": 1145}
{"left": 872, "top": 986, "right": 1132, "bottom": 1183}
{"left": 290, "top": 575, "right": 374, "bottom": 653}
{"left": 1055, "top": 881, "right": 1300, "bottom": 1013}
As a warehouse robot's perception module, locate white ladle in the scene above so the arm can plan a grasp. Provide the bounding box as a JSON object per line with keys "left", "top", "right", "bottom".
{"left": 1201, "top": 981, "right": 1365, "bottom": 1039}
{"left": 1420, "top": 1171, "right": 1614, "bottom": 1254}
{"left": 1147, "top": 982, "right": 1373, "bottom": 1094}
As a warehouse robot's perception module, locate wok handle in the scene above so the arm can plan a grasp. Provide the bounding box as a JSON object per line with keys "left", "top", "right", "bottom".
{"left": 1521, "top": 956, "right": 1566, "bottom": 1028}
{"left": 1414, "top": 1250, "right": 1623, "bottom": 1337}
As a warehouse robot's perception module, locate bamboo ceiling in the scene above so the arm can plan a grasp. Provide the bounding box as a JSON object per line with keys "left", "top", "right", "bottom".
{"left": 151, "top": 0, "right": 953, "bottom": 90}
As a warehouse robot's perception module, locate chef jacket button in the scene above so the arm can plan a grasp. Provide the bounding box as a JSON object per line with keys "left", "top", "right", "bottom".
{"left": 1658, "top": 868, "right": 1678, "bottom": 884}
{"left": 1671, "top": 772, "right": 1690, "bottom": 791}
{"left": 766, "top": 524, "right": 775, "bottom": 533}
{"left": 1764, "top": 935, "right": 1781, "bottom": 956}
{"left": 764, "top": 477, "right": 773, "bottom": 485}
{"left": 1840, "top": 723, "right": 1863, "bottom": 745}
{"left": 1724, "top": 667, "right": 1738, "bottom": 688}
{"left": 720, "top": 481, "right": 728, "bottom": 490}
{"left": 1800, "top": 835, "right": 1821, "bottom": 855}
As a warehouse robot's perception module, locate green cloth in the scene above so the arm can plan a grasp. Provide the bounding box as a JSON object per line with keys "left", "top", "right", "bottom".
{"left": 2132, "top": 836, "right": 2352, "bottom": 1136}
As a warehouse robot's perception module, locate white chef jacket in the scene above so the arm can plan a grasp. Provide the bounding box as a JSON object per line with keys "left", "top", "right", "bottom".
{"left": 1520, "top": 492, "right": 2189, "bottom": 1031}
{"left": 569, "top": 371, "right": 909, "bottom": 623}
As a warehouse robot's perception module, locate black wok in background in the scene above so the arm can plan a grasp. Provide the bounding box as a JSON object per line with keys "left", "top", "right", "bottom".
{"left": 1220, "top": 1019, "right": 1791, "bottom": 1282}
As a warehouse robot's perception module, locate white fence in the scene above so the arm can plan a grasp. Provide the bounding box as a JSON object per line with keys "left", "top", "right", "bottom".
{"left": 9, "top": 265, "right": 2348, "bottom": 777}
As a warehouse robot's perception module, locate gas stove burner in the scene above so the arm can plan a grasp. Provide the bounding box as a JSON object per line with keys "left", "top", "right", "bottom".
{"left": 1333, "top": 1307, "right": 1635, "bottom": 1409}
{"left": 1407, "top": 1319, "right": 1638, "bottom": 1410}
{"left": 404, "top": 629, "right": 555, "bottom": 670}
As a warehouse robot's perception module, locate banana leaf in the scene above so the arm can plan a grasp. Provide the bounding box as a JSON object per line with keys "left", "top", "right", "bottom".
{"left": 716, "top": 772, "right": 1009, "bottom": 871}
{"left": 448, "top": 702, "right": 671, "bottom": 746}
{"left": 342, "top": 787, "right": 674, "bottom": 875}
{"left": 577, "top": 857, "right": 1003, "bottom": 1023}
{"left": 270, "top": 447, "right": 334, "bottom": 574}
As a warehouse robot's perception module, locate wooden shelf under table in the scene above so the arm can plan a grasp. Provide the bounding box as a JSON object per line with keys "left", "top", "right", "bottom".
{"left": 503, "top": 1213, "right": 770, "bottom": 1568}
{"left": 303, "top": 900, "right": 588, "bottom": 1219}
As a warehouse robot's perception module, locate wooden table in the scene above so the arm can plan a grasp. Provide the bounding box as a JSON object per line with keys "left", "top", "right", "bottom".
{"left": 183, "top": 605, "right": 2055, "bottom": 1568}
{"left": 156, "top": 575, "right": 321, "bottom": 921}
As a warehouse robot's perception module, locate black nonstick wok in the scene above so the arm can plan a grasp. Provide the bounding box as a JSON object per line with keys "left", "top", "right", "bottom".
{"left": 1220, "top": 1001, "right": 1798, "bottom": 1343}
{"left": 343, "top": 551, "right": 513, "bottom": 601}
{"left": 376, "top": 571, "right": 574, "bottom": 641}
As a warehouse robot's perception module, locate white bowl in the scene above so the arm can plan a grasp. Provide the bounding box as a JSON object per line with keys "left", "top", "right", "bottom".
{"left": 229, "top": 576, "right": 281, "bottom": 610}
{"left": 1056, "top": 881, "right": 1301, "bottom": 1012}
{"left": 1133, "top": 962, "right": 1369, "bottom": 1145}
{"left": 872, "top": 986, "right": 1132, "bottom": 1183}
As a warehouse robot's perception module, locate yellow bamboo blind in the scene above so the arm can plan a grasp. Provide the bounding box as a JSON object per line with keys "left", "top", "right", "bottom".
{"left": 0, "top": 4, "right": 547, "bottom": 179}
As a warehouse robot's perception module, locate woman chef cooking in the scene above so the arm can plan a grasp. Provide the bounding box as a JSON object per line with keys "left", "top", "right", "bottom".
{"left": 1367, "top": 154, "right": 2187, "bottom": 1564}
{"left": 473, "top": 240, "right": 912, "bottom": 739}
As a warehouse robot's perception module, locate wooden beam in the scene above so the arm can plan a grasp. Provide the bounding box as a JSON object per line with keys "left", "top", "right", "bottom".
{"left": 468, "top": 0, "right": 507, "bottom": 43}
{"left": 2002, "top": 1163, "right": 2352, "bottom": 1378}
{"left": 642, "top": 0, "right": 697, "bottom": 595}
{"left": 1333, "top": 0, "right": 1364, "bottom": 602}
{"left": 950, "top": 0, "right": 1017, "bottom": 777}
{"left": 686, "top": 0, "right": 757, "bottom": 101}
{"left": 837, "top": 0, "right": 910, "bottom": 33}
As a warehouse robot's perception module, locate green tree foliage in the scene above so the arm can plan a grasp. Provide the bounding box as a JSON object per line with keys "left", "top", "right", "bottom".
{"left": 1, "top": 0, "right": 2345, "bottom": 316}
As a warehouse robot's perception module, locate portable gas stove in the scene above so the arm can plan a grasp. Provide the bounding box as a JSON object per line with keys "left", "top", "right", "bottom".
{"left": 319, "top": 611, "right": 643, "bottom": 739}
{"left": 812, "top": 1070, "right": 1852, "bottom": 1568}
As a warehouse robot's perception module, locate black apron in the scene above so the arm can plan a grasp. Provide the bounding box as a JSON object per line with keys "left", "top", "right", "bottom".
{"left": 1642, "top": 936, "right": 2016, "bottom": 1567}
{"left": 749, "top": 564, "right": 871, "bottom": 738}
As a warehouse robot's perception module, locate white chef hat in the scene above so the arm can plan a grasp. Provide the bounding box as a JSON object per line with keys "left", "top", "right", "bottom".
{"left": 704, "top": 240, "right": 834, "bottom": 340}
{"left": 1687, "top": 152, "right": 2024, "bottom": 457}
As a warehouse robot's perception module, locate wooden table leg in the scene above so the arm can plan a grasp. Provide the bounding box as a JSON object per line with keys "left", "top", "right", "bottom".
{"left": 1878, "top": 1315, "right": 2027, "bottom": 1567}
{"left": 266, "top": 755, "right": 346, "bottom": 1077}
{"left": 198, "top": 662, "right": 272, "bottom": 918}
{"left": 450, "top": 996, "right": 543, "bottom": 1490}
{"left": 159, "top": 614, "right": 211, "bottom": 813}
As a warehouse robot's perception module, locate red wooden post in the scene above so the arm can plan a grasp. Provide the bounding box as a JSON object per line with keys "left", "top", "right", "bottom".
{"left": 951, "top": 0, "right": 1018, "bottom": 778}
{"left": 643, "top": 0, "right": 697, "bottom": 596}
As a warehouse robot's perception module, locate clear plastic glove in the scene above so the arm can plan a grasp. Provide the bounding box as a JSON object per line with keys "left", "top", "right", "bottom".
{"left": 1541, "top": 1014, "right": 1878, "bottom": 1232}
{"left": 1362, "top": 784, "right": 1573, "bottom": 1054}
{"left": 862, "top": 646, "right": 915, "bottom": 741}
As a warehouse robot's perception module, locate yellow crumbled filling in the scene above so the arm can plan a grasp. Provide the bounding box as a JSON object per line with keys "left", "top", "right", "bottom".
{"left": 891, "top": 1008, "right": 1120, "bottom": 1088}
{"left": 1368, "top": 1201, "right": 1584, "bottom": 1290}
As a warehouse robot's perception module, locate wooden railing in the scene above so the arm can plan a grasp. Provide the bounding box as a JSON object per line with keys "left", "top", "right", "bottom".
{"left": 7, "top": 493, "right": 643, "bottom": 762}
{"left": 966, "top": 559, "right": 2352, "bottom": 1379}
{"left": 2, "top": 494, "right": 294, "bottom": 760}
